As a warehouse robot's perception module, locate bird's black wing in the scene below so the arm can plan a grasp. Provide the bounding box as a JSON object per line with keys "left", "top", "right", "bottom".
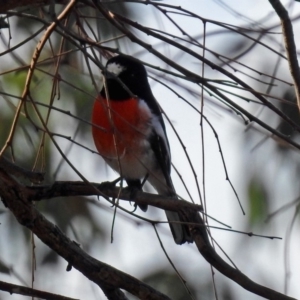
{"left": 149, "top": 115, "right": 175, "bottom": 195}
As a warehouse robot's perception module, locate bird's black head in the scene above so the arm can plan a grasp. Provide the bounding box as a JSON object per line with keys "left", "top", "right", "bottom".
{"left": 100, "top": 55, "right": 152, "bottom": 101}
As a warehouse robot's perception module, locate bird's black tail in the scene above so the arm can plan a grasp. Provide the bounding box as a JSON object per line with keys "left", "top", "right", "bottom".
{"left": 165, "top": 210, "right": 193, "bottom": 245}
{"left": 151, "top": 176, "right": 193, "bottom": 245}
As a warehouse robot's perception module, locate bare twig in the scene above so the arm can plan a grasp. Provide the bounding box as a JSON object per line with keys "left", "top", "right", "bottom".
{"left": 0, "top": 0, "right": 77, "bottom": 157}
{"left": 153, "top": 225, "right": 196, "bottom": 300}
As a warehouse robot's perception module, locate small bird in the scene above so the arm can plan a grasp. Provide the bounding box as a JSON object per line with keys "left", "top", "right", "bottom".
{"left": 92, "top": 55, "right": 192, "bottom": 244}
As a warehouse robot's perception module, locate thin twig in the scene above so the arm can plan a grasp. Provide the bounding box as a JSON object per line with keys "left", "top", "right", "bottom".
{"left": 0, "top": 0, "right": 77, "bottom": 157}
{"left": 153, "top": 225, "right": 196, "bottom": 300}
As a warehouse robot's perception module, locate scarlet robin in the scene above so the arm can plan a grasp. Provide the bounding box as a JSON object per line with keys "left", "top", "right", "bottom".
{"left": 92, "top": 55, "right": 192, "bottom": 244}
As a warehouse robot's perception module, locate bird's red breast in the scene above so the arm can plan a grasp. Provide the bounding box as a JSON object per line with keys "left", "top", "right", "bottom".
{"left": 92, "top": 95, "right": 151, "bottom": 160}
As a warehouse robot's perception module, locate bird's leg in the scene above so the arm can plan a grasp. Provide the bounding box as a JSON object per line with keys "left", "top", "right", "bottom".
{"left": 125, "top": 178, "right": 148, "bottom": 212}
{"left": 99, "top": 177, "right": 121, "bottom": 207}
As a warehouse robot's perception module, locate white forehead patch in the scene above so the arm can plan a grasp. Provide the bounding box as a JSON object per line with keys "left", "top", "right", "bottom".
{"left": 106, "top": 62, "right": 126, "bottom": 76}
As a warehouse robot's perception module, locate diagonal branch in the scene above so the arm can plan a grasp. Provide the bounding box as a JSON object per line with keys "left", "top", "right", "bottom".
{"left": 0, "top": 280, "right": 78, "bottom": 300}
{"left": 93, "top": 2, "right": 300, "bottom": 152}
{"left": 99, "top": 3, "right": 300, "bottom": 132}
{"left": 0, "top": 169, "right": 171, "bottom": 300}
{"left": 0, "top": 156, "right": 44, "bottom": 183}
{"left": 187, "top": 211, "right": 297, "bottom": 300}
{"left": 0, "top": 165, "right": 296, "bottom": 300}
{"left": 0, "top": 0, "right": 76, "bottom": 157}
{"left": 269, "top": 0, "right": 300, "bottom": 113}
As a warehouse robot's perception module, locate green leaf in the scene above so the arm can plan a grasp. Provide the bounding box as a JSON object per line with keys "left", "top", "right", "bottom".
{"left": 247, "top": 180, "right": 269, "bottom": 226}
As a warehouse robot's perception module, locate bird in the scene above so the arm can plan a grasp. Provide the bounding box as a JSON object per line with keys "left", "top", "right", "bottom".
{"left": 91, "top": 55, "right": 193, "bottom": 244}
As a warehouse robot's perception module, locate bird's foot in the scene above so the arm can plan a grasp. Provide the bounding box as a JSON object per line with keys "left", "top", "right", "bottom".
{"left": 99, "top": 177, "right": 121, "bottom": 190}
{"left": 99, "top": 177, "right": 121, "bottom": 207}
{"left": 123, "top": 186, "right": 147, "bottom": 212}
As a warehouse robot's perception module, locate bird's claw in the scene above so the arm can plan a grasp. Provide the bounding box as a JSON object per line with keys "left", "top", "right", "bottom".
{"left": 100, "top": 177, "right": 121, "bottom": 190}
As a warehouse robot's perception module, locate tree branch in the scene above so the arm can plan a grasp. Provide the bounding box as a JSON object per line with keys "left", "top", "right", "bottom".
{"left": 92, "top": 1, "right": 300, "bottom": 151}
{"left": 0, "top": 169, "right": 171, "bottom": 300}
{"left": 25, "top": 180, "right": 202, "bottom": 213}
{"left": 0, "top": 280, "right": 78, "bottom": 300}
{"left": 188, "top": 212, "right": 297, "bottom": 300}
{"left": 0, "top": 165, "right": 296, "bottom": 300}
{"left": 0, "top": 156, "right": 44, "bottom": 183}
{"left": 269, "top": 0, "right": 300, "bottom": 112}
{"left": 0, "top": 2, "right": 298, "bottom": 299}
{"left": 0, "top": 0, "right": 66, "bottom": 13}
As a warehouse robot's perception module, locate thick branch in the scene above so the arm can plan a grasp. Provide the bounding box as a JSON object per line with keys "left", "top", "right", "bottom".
{"left": 0, "top": 156, "right": 44, "bottom": 183}
{"left": 0, "top": 169, "right": 171, "bottom": 300}
{"left": 0, "top": 169, "right": 296, "bottom": 299}
{"left": 25, "top": 181, "right": 202, "bottom": 213}
{"left": 269, "top": 0, "right": 300, "bottom": 112}
{"left": 188, "top": 212, "right": 297, "bottom": 300}
{"left": 0, "top": 0, "right": 65, "bottom": 13}
{"left": 0, "top": 280, "right": 78, "bottom": 300}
